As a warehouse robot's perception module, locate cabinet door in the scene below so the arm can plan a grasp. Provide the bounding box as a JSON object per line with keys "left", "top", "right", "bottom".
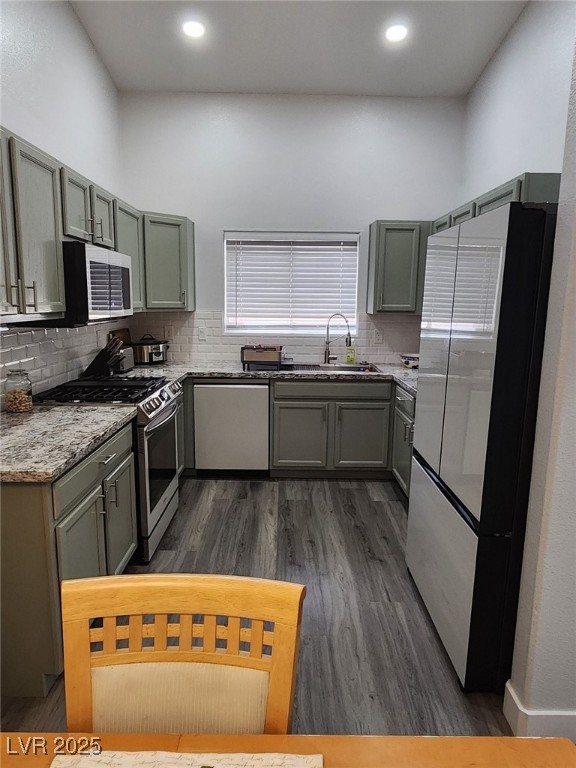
{"left": 450, "top": 201, "right": 476, "bottom": 227}
{"left": 55, "top": 485, "right": 106, "bottom": 581}
{"left": 176, "top": 398, "right": 185, "bottom": 476}
{"left": 272, "top": 401, "right": 329, "bottom": 467}
{"left": 183, "top": 380, "right": 195, "bottom": 469}
{"left": 90, "top": 184, "right": 115, "bottom": 248}
{"left": 10, "top": 138, "right": 66, "bottom": 314}
{"left": 432, "top": 215, "right": 451, "bottom": 234}
{"left": 369, "top": 221, "right": 426, "bottom": 312}
{"left": 333, "top": 401, "right": 390, "bottom": 468}
{"left": 103, "top": 453, "right": 137, "bottom": 575}
{"left": 392, "top": 408, "right": 413, "bottom": 494}
{"left": 61, "top": 168, "right": 92, "bottom": 241}
{"left": 114, "top": 199, "right": 145, "bottom": 310}
{"left": 143, "top": 213, "right": 190, "bottom": 309}
{"left": 0, "top": 129, "right": 20, "bottom": 315}
{"left": 475, "top": 177, "right": 522, "bottom": 216}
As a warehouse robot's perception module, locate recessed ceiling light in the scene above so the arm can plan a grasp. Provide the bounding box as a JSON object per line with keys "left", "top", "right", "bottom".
{"left": 183, "top": 21, "right": 205, "bottom": 38}
{"left": 385, "top": 24, "right": 408, "bottom": 42}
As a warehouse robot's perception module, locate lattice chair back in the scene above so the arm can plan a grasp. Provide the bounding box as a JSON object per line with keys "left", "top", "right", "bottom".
{"left": 61, "top": 574, "right": 306, "bottom": 734}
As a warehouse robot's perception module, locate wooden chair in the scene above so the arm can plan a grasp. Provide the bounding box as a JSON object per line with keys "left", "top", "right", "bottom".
{"left": 61, "top": 573, "right": 306, "bottom": 734}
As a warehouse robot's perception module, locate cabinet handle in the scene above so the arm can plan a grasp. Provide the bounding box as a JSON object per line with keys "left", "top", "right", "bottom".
{"left": 86, "top": 217, "right": 94, "bottom": 236}
{"left": 379, "top": 292, "right": 384, "bottom": 308}
{"left": 108, "top": 480, "right": 118, "bottom": 507}
{"left": 409, "top": 426, "right": 414, "bottom": 446}
{"left": 96, "top": 218, "right": 104, "bottom": 239}
{"left": 181, "top": 290, "right": 187, "bottom": 306}
{"left": 396, "top": 394, "right": 411, "bottom": 402}
{"left": 98, "top": 453, "right": 117, "bottom": 465}
{"left": 24, "top": 281, "right": 39, "bottom": 312}
{"left": 8, "top": 282, "right": 19, "bottom": 308}
{"left": 96, "top": 492, "right": 107, "bottom": 514}
{"left": 403, "top": 422, "right": 409, "bottom": 442}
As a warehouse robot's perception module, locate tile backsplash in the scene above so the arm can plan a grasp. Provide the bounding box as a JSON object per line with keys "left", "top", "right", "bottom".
{"left": 0, "top": 311, "right": 420, "bottom": 409}
{"left": 129, "top": 310, "right": 421, "bottom": 366}
{"left": 0, "top": 320, "right": 124, "bottom": 410}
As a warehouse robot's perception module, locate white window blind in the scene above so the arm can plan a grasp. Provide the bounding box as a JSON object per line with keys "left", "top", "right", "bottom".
{"left": 225, "top": 233, "right": 358, "bottom": 334}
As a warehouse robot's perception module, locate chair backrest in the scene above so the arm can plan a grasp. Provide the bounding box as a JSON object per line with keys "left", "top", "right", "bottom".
{"left": 61, "top": 574, "right": 306, "bottom": 734}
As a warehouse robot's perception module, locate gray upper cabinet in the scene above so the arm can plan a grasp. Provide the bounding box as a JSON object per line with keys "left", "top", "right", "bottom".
{"left": 10, "top": 137, "right": 66, "bottom": 314}
{"left": 431, "top": 214, "right": 451, "bottom": 234}
{"left": 435, "top": 172, "right": 561, "bottom": 230}
{"left": 367, "top": 220, "right": 430, "bottom": 314}
{"left": 90, "top": 184, "right": 115, "bottom": 249}
{"left": 114, "top": 198, "right": 145, "bottom": 310}
{"left": 450, "top": 201, "right": 476, "bottom": 226}
{"left": 61, "top": 168, "right": 92, "bottom": 242}
{"left": 0, "top": 129, "right": 19, "bottom": 315}
{"left": 143, "top": 213, "right": 195, "bottom": 310}
{"left": 475, "top": 177, "right": 522, "bottom": 216}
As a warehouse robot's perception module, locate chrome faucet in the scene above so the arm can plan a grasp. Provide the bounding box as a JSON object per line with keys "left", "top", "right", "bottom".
{"left": 324, "top": 313, "right": 352, "bottom": 364}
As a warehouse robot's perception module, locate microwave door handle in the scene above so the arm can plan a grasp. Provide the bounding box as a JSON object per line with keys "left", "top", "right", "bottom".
{"left": 144, "top": 404, "right": 178, "bottom": 435}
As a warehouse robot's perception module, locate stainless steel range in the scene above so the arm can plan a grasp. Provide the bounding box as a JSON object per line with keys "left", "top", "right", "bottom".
{"left": 36, "top": 375, "right": 183, "bottom": 562}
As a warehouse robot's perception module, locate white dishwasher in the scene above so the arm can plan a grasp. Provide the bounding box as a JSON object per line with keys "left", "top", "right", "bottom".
{"left": 193, "top": 384, "right": 269, "bottom": 470}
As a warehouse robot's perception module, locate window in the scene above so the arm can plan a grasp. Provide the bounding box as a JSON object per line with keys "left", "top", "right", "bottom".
{"left": 225, "top": 232, "right": 359, "bottom": 334}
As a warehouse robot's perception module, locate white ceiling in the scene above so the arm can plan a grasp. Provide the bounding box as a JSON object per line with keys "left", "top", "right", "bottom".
{"left": 71, "top": 1, "right": 526, "bottom": 98}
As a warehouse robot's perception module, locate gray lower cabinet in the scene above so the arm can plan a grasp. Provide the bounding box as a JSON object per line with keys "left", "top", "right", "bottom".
{"left": 367, "top": 220, "right": 430, "bottom": 314}
{"left": 183, "top": 379, "right": 195, "bottom": 470}
{"left": 0, "top": 423, "right": 137, "bottom": 697}
{"left": 392, "top": 408, "right": 413, "bottom": 494}
{"left": 103, "top": 453, "right": 138, "bottom": 574}
{"left": 333, "top": 402, "right": 390, "bottom": 468}
{"left": 271, "top": 381, "right": 392, "bottom": 472}
{"left": 9, "top": 137, "right": 66, "bottom": 314}
{"left": 0, "top": 128, "right": 19, "bottom": 315}
{"left": 143, "top": 213, "right": 195, "bottom": 310}
{"left": 273, "top": 401, "right": 329, "bottom": 467}
{"left": 56, "top": 485, "right": 107, "bottom": 580}
{"left": 391, "top": 384, "right": 415, "bottom": 495}
{"left": 176, "top": 397, "right": 186, "bottom": 475}
{"left": 114, "top": 198, "right": 145, "bottom": 310}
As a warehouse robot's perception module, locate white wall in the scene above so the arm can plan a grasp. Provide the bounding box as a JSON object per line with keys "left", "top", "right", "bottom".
{"left": 0, "top": 0, "right": 120, "bottom": 192}
{"left": 464, "top": 1, "right": 576, "bottom": 201}
{"left": 120, "top": 93, "right": 465, "bottom": 310}
{"left": 503, "top": 45, "right": 576, "bottom": 740}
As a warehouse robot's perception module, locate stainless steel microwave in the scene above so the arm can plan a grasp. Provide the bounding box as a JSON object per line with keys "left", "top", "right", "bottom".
{"left": 61, "top": 241, "right": 133, "bottom": 325}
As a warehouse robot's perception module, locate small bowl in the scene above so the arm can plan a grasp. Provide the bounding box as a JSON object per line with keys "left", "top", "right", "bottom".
{"left": 400, "top": 354, "right": 419, "bottom": 369}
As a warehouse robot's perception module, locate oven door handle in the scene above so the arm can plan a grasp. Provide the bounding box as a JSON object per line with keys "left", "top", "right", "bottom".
{"left": 144, "top": 403, "right": 178, "bottom": 434}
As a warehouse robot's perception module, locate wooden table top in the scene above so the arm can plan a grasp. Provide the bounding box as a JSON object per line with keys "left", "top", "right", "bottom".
{"left": 1, "top": 733, "right": 575, "bottom": 767}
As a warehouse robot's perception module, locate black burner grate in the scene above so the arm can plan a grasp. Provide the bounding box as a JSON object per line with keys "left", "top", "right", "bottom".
{"left": 34, "top": 376, "right": 166, "bottom": 405}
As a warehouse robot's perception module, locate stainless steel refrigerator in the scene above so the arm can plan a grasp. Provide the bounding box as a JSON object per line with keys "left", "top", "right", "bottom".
{"left": 406, "top": 202, "right": 557, "bottom": 692}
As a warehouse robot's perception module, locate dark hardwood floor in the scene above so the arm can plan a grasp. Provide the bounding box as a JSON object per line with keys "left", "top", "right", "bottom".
{"left": 1, "top": 478, "right": 510, "bottom": 735}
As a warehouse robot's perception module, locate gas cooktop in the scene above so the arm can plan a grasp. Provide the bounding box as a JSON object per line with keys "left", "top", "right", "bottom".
{"left": 34, "top": 376, "right": 166, "bottom": 404}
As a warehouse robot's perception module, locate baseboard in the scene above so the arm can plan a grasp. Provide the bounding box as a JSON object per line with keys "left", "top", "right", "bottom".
{"left": 504, "top": 680, "right": 576, "bottom": 739}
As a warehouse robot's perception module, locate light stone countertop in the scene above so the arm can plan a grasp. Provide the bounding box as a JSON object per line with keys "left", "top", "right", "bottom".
{"left": 0, "top": 362, "right": 417, "bottom": 484}
{"left": 0, "top": 405, "right": 137, "bottom": 483}
{"left": 130, "top": 361, "right": 419, "bottom": 396}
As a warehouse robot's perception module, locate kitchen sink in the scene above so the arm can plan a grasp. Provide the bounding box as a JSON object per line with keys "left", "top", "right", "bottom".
{"left": 291, "top": 363, "right": 381, "bottom": 373}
